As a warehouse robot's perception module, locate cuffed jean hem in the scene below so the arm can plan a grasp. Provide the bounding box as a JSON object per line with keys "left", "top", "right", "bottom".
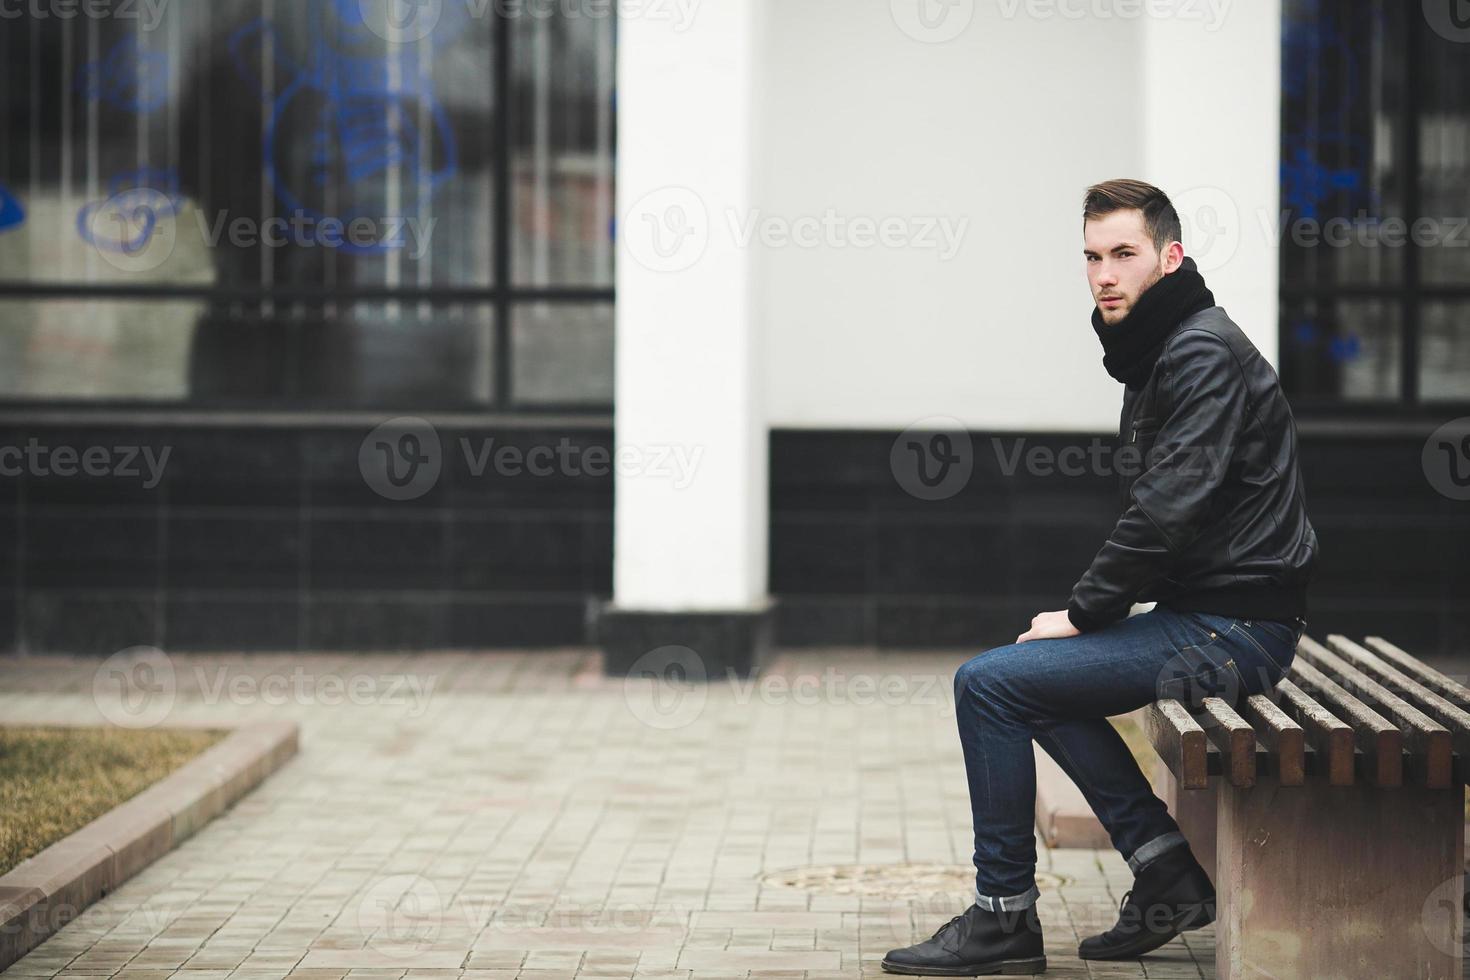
{"left": 974, "top": 883, "right": 1040, "bottom": 911}
{"left": 1126, "top": 831, "right": 1188, "bottom": 874}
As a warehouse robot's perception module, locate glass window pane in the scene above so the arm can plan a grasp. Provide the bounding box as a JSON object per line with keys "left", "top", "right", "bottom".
{"left": 1280, "top": 0, "right": 1405, "bottom": 289}
{"left": 1417, "top": 16, "right": 1470, "bottom": 286}
{"left": 0, "top": 298, "right": 496, "bottom": 408}
{"left": 511, "top": 302, "right": 612, "bottom": 405}
{"left": 1281, "top": 298, "right": 1401, "bottom": 402}
{"left": 0, "top": 1, "right": 497, "bottom": 290}
{"left": 0, "top": 298, "right": 202, "bottom": 400}
{"left": 510, "top": 10, "right": 615, "bottom": 288}
{"left": 1419, "top": 302, "right": 1470, "bottom": 402}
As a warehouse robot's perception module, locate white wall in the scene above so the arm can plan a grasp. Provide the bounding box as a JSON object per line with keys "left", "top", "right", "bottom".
{"left": 759, "top": 0, "right": 1282, "bottom": 432}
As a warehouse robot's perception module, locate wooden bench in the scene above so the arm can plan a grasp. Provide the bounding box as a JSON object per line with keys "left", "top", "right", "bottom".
{"left": 1144, "top": 632, "right": 1467, "bottom": 980}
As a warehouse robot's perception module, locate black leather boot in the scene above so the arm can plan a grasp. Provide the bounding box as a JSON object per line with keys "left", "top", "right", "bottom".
{"left": 1077, "top": 842, "right": 1215, "bottom": 960}
{"left": 881, "top": 901, "right": 1046, "bottom": 976}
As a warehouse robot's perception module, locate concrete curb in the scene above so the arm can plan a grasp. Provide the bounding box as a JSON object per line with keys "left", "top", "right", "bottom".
{"left": 1033, "top": 710, "right": 1160, "bottom": 850}
{"left": 1033, "top": 743, "right": 1111, "bottom": 849}
{"left": 0, "top": 719, "right": 299, "bottom": 971}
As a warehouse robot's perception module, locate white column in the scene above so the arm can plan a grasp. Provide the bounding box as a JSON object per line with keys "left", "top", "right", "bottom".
{"left": 1142, "top": 0, "right": 1282, "bottom": 365}
{"left": 612, "top": 0, "right": 768, "bottom": 612}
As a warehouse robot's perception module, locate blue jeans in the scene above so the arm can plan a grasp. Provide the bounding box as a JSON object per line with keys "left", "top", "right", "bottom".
{"left": 952, "top": 603, "right": 1305, "bottom": 910}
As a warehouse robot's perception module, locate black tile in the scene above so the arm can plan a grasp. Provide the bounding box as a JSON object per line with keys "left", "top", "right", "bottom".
{"left": 773, "top": 597, "right": 872, "bottom": 647}
{"left": 873, "top": 522, "right": 1015, "bottom": 595}
{"left": 305, "top": 595, "right": 449, "bottom": 651}
{"left": 449, "top": 594, "right": 593, "bottom": 648}
{"left": 439, "top": 428, "right": 613, "bottom": 512}
{"left": 446, "top": 514, "right": 588, "bottom": 591}
{"left": 9, "top": 427, "right": 172, "bottom": 508}
{"left": 165, "top": 515, "right": 303, "bottom": 589}
{"left": 160, "top": 428, "right": 305, "bottom": 509}
{"left": 0, "top": 594, "right": 15, "bottom": 654}
{"left": 303, "top": 425, "right": 452, "bottom": 511}
{"left": 309, "top": 516, "right": 447, "bottom": 590}
{"left": 164, "top": 594, "right": 302, "bottom": 651}
{"left": 769, "top": 517, "right": 872, "bottom": 594}
{"left": 23, "top": 592, "right": 159, "bottom": 655}
{"left": 24, "top": 510, "right": 162, "bottom": 588}
{"left": 874, "top": 597, "right": 1024, "bottom": 650}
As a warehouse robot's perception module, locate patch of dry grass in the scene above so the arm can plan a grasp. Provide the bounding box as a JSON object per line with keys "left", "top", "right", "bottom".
{"left": 0, "top": 726, "right": 227, "bottom": 877}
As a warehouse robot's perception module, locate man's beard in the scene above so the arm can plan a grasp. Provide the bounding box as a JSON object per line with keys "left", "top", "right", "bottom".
{"left": 1099, "top": 262, "right": 1166, "bottom": 325}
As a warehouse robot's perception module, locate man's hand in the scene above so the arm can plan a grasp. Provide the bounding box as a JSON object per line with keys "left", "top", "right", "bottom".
{"left": 1016, "top": 610, "right": 1081, "bottom": 644}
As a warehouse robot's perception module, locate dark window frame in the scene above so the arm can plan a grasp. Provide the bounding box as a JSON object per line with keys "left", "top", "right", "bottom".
{"left": 0, "top": 5, "right": 615, "bottom": 418}
{"left": 1280, "top": 2, "right": 1470, "bottom": 419}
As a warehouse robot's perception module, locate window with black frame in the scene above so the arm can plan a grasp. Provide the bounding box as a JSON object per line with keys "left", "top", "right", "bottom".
{"left": 1280, "top": 0, "right": 1470, "bottom": 409}
{"left": 0, "top": 0, "right": 614, "bottom": 411}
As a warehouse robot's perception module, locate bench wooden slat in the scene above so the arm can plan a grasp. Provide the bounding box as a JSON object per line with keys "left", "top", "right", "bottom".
{"left": 1272, "top": 676, "right": 1356, "bottom": 785}
{"left": 1328, "top": 634, "right": 1470, "bottom": 786}
{"left": 1238, "top": 693, "right": 1305, "bottom": 786}
{"left": 1288, "top": 655, "right": 1403, "bottom": 786}
{"left": 1298, "top": 636, "right": 1453, "bottom": 788}
{"left": 1144, "top": 699, "right": 1208, "bottom": 789}
{"left": 1200, "top": 697, "right": 1255, "bottom": 787}
{"left": 1364, "top": 635, "right": 1470, "bottom": 714}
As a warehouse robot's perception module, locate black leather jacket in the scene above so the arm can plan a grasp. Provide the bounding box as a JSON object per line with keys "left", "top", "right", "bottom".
{"left": 1067, "top": 306, "right": 1319, "bottom": 632}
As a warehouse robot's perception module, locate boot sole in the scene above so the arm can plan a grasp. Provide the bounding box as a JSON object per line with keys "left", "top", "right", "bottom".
{"left": 1076, "top": 898, "right": 1214, "bottom": 961}
{"left": 879, "top": 955, "right": 1047, "bottom": 976}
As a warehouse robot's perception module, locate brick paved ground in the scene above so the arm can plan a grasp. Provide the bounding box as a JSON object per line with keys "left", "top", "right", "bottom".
{"left": 0, "top": 649, "right": 1214, "bottom": 979}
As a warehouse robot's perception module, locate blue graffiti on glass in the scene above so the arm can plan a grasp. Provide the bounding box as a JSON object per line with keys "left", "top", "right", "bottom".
{"left": 76, "top": 168, "right": 185, "bottom": 254}
{"left": 76, "top": 38, "right": 171, "bottom": 114}
{"left": 227, "top": 0, "right": 465, "bottom": 255}
{"left": 0, "top": 184, "right": 23, "bottom": 232}
{"left": 1279, "top": 0, "right": 1382, "bottom": 220}
{"left": 1327, "top": 334, "right": 1361, "bottom": 363}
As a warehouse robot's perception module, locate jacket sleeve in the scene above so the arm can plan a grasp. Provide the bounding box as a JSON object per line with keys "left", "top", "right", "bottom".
{"left": 1066, "top": 331, "right": 1249, "bottom": 632}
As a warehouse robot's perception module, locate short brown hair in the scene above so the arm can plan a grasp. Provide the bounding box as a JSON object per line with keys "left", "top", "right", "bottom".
{"left": 1082, "top": 179, "right": 1182, "bottom": 255}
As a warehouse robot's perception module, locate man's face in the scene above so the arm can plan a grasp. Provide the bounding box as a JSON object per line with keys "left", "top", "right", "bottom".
{"left": 1083, "top": 209, "right": 1178, "bottom": 326}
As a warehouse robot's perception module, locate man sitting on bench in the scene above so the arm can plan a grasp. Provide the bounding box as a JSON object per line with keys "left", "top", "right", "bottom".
{"left": 882, "top": 179, "right": 1319, "bottom": 977}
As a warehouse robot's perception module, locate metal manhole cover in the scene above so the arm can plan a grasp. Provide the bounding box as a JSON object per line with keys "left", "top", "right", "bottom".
{"left": 759, "top": 864, "right": 1067, "bottom": 898}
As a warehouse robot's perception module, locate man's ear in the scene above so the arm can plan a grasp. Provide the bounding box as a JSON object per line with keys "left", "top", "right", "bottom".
{"left": 1160, "top": 240, "right": 1185, "bottom": 274}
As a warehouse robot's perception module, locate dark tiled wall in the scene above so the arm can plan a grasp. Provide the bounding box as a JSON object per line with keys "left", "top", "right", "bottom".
{"left": 770, "top": 429, "right": 1470, "bottom": 657}
{"left": 3, "top": 423, "right": 1464, "bottom": 657}
{"left": 1, "top": 422, "right": 612, "bottom": 654}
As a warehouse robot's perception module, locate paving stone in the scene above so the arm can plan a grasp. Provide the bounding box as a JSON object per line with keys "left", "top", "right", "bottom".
{"left": 0, "top": 650, "right": 1209, "bottom": 980}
